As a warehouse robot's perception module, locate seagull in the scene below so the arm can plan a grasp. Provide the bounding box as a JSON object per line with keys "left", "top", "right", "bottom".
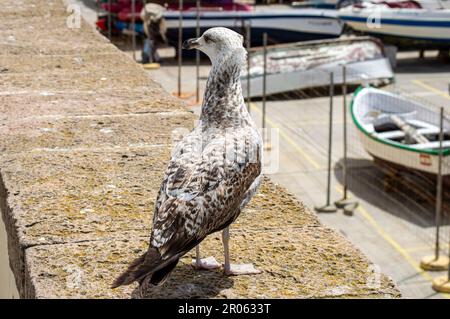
{"left": 112, "top": 27, "right": 262, "bottom": 289}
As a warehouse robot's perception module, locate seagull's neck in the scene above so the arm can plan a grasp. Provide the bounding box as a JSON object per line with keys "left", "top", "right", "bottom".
{"left": 200, "top": 51, "right": 251, "bottom": 129}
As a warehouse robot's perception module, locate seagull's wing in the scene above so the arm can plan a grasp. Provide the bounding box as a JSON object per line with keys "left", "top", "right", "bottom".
{"left": 150, "top": 129, "right": 261, "bottom": 260}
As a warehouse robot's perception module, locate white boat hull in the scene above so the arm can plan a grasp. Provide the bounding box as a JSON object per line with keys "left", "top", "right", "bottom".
{"left": 339, "top": 6, "right": 450, "bottom": 48}
{"left": 243, "top": 57, "right": 393, "bottom": 97}
{"left": 241, "top": 37, "right": 394, "bottom": 97}
{"left": 357, "top": 128, "right": 450, "bottom": 176}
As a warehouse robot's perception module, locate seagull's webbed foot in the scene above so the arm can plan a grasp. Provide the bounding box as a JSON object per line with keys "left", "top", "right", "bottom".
{"left": 191, "top": 246, "right": 221, "bottom": 270}
{"left": 223, "top": 263, "right": 261, "bottom": 276}
{"left": 192, "top": 256, "right": 221, "bottom": 270}
{"left": 222, "top": 227, "right": 262, "bottom": 276}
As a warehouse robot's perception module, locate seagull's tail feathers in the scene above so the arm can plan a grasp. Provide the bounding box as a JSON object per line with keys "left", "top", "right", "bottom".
{"left": 111, "top": 247, "right": 178, "bottom": 288}
{"left": 148, "top": 258, "right": 179, "bottom": 285}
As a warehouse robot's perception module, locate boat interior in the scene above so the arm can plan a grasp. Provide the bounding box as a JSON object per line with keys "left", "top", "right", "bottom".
{"left": 355, "top": 89, "right": 450, "bottom": 152}
{"left": 366, "top": 112, "right": 450, "bottom": 151}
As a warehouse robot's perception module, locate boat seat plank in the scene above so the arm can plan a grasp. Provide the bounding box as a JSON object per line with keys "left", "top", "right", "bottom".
{"left": 376, "top": 127, "right": 440, "bottom": 139}
{"left": 407, "top": 119, "right": 438, "bottom": 130}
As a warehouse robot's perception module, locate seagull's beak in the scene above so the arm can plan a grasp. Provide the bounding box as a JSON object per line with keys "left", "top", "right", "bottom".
{"left": 182, "top": 38, "right": 200, "bottom": 50}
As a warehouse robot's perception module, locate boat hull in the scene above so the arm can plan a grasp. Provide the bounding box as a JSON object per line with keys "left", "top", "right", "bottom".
{"left": 371, "top": 154, "right": 450, "bottom": 191}
{"left": 357, "top": 128, "right": 450, "bottom": 176}
{"left": 166, "top": 26, "right": 339, "bottom": 48}
{"left": 164, "top": 10, "right": 344, "bottom": 47}
{"left": 339, "top": 7, "right": 450, "bottom": 49}
{"left": 241, "top": 37, "right": 394, "bottom": 98}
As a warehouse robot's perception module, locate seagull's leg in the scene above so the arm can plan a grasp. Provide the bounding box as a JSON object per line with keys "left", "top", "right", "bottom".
{"left": 191, "top": 244, "right": 220, "bottom": 270}
{"left": 195, "top": 245, "right": 201, "bottom": 268}
{"left": 222, "top": 226, "right": 261, "bottom": 276}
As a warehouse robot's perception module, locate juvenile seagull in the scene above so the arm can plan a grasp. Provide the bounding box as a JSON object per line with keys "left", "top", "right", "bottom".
{"left": 112, "top": 27, "right": 262, "bottom": 288}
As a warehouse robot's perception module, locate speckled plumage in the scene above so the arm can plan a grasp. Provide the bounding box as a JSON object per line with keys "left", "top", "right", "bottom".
{"left": 112, "top": 28, "right": 262, "bottom": 288}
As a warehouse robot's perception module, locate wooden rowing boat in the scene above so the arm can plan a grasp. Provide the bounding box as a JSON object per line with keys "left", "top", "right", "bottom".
{"left": 351, "top": 87, "right": 450, "bottom": 183}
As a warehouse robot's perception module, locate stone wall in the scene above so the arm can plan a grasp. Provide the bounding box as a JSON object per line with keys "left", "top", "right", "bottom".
{"left": 0, "top": 0, "right": 400, "bottom": 298}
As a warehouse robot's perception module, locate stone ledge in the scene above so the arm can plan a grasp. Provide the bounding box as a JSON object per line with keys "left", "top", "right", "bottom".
{"left": 0, "top": 1, "right": 67, "bottom": 18}
{"left": 0, "top": 52, "right": 140, "bottom": 73}
{"left": 0, "top": 0, "right": 400, "bottom": 299}
{"left": 25, "top": 223, "right": 399, "bottom": 299}
{"left": 0, "top": 112, "right": 194, "bottom": 153}
{"left": 0, "top": 93, "right": 186, "bottom": 121}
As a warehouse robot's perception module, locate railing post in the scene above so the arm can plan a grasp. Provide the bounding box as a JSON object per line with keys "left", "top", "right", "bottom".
{"left": 260, "top": 32, "right": 272, "bottom": 151}
{"left": 177, "top": 0, "right": 183, "bottom": 97}
{"left": 195, "top": 0, "right": 201, "bottom": 103}
{"left": 430, "top": 108, "right": 450, "bottom": 293}
{"left": 262, "top": 32, "right": 267, "bottom": 136}
{"left": 246, "top": 22, "right": 251, "bottom": 113}
{"left": 131, "top": 0, "right": 136, "bottom": 61}
{"left": 335, "top": 65, "right": 358, "bottom": 215}
{"left": 315, "top": 72, "right": 337, "bottom": 213}
{"left": 342, "top": 65, "right": 348, "bottom": 200}
{"left": 107, "top": 0, "right": 112, "bottom": 40}
{"left": 435, "top": 107, "right": 444, "bottom": 260}
{"left": 421, "top": 107, "right": 449, "bottom": 272}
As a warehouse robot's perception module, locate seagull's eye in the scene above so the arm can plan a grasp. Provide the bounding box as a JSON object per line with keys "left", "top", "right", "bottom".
{"left": 204, "top": 35, "right": 213, "bottom": 43}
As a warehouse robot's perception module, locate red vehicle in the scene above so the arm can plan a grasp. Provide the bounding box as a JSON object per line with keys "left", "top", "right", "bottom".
{"left": 99, "top": 0, "right": 251, "bottom": 22}
{"left": 97, "top": 0, "right": 252, "bottom": 32}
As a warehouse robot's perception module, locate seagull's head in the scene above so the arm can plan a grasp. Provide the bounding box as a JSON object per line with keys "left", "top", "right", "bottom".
{"left": 183, "top": 27, "right": 245, "bottom": 62}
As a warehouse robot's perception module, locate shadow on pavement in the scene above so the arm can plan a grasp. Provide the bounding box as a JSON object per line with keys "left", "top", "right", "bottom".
{"left": 334, "top": 157, "right": 449, "bottom": 228}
